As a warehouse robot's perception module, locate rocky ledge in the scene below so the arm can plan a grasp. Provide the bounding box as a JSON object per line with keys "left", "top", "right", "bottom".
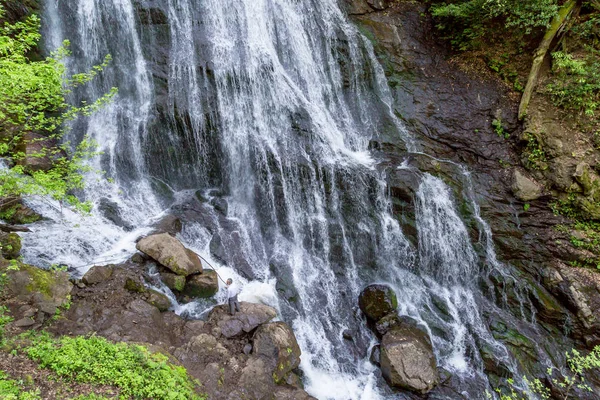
{"left": 0, "top": 259, "right": 313, "bottom": 400}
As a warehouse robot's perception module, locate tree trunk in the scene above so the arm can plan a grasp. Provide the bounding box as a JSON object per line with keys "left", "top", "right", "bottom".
{"left": 518, "top": 0, "right": 581, "bottom": 120}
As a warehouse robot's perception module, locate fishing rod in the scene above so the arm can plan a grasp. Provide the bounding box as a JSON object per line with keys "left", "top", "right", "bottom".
{"left": 196, "top": 253, "right": 228, "bottom": 284}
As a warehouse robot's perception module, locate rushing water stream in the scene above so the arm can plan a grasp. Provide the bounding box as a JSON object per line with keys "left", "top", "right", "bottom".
{"left": 19, "top": 0, "right": 547, "bottom": 398}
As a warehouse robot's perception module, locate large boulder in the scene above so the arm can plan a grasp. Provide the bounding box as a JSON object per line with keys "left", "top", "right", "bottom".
{"left": 207, "top": 302, "right": 277, "bottom": 338}
{"left": 136, "top": 233, "right": 202, "bottom": 276}
{"left": 2, "top": 262, "right": 72, "bottom": 308}
{"left": 511, "top": 169, "right": 543, "bottom": 201}
{"left": 82, "top": 265, "right": 113, "bottom": 285}
{"left": 358, "top": 284, "right": 398, "bottom": 322}
{"left": 380, "top": 321, "right": 439, "bottom": 394}
{"left": 253, "top": 322, "right": 302, "bottom": 383}
{"left": 183, "top": 270, "right": 218, "bottom": 298}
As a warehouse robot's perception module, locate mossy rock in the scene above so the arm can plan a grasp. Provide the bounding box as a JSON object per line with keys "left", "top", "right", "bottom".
{"left": 0, "top": 200, "right": 42, "bottom": 225}
{"left": 183, "top": 270, "right": 218, "bottom": 298}
{"left": 490, "top": 320, "right": 540, "bottom": 376}
{"left": 146, "top": 289, "right": 171, "bottom": 312}
{"left": 358, "top": 284, "right": 398, "bottom": 322}
{"left": 160, "top": 272, "right": 186, "bottom": 292}
{"left": 0, "top": 232, "right": 21, "bottom": 259}
{"left": 125, "top": 277, "right": 147, "bottom": 293}
{"left": 2, "top": 262, "right": 72, "bottom": 307}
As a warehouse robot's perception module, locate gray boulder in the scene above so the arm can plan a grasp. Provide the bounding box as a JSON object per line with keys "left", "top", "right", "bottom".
{"left": 208, "top": 302, "right": 277, "bottom": 338}
{"left": 252, "top": 322, "right": 302, "bottom": 383}
{"left": 380, "top": 322, "right": 439, "bottom": 394}
{"left": 82, "top": 265, "right": 113, "bottom": 285}
{"left": 136, "top": 233, "right": 202, "bottom": 276}
{"left": 512, "top": 169, "right": 542, "bottom": 201}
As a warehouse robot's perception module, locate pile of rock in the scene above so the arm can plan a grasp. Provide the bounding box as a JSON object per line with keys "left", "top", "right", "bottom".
{"left": 359, "top": 284, "right": 440, "bottom": 395}
{"left": 135, "top": 233, "right": 219, "bottom": 300}
{"left": 2, "top": 256, "right": 313, "bottom": 399}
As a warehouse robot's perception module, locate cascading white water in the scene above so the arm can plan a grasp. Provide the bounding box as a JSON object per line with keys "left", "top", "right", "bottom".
{"left": 21, "top": 0, "right": 534, "bottom": 398}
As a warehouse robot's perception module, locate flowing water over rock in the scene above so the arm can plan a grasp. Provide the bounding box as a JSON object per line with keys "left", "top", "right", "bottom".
{"left": 20, "top": 0, "right": 556, "bottom": 398}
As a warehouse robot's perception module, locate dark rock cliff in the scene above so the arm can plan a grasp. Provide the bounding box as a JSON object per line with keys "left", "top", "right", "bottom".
{"left": 342, "top": 0, "right": 600, "bottom": 393}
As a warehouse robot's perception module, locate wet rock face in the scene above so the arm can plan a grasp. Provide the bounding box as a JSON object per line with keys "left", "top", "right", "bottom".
{"left": 541, "top": 265, "right": 600, "bottom": 348}
{"left": 358, "top": 284, "right": 398, "bottom": 321}
{"left": 380, "top": 322, "right": 439, "bottom": 394}
{"left": 97, "top": 198, "right": 133, "bottom": 231}
{"left": 136, "top": 233, "right": 202, "bottom": 276}
{"left": 253, "top": 322, "right": 302, "bottom": 383}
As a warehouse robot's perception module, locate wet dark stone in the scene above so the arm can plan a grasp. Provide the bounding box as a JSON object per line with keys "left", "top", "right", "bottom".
{"left": 210, "top": 197, "right": 228, "bottom": 216}
{"left": 369, "top": 345, "right": 381, "bottom": 367}
{"left": 342, "top": 329, "right": 353, "bottom": 341}
{"left": 358, "top": 284, "right": 398, "bottom": 322}
{"left": 98, "top": 198, "right": 134, "bottom": 231}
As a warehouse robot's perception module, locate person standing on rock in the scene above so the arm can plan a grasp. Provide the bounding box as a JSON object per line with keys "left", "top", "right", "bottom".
{"left": 226, "top": 278, "right": 241, "bottom": 315}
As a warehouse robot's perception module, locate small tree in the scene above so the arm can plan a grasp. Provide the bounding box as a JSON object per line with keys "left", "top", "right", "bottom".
{"left": 0, "top": 5, "right": 117, "bottom": 213}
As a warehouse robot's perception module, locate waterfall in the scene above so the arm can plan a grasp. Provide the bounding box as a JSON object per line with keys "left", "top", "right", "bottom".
{"left": 23, "top": 0, "right": 533, "bottom": 398}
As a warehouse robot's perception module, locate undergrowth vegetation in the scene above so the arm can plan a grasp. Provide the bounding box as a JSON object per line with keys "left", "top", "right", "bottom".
{"left": 493, "top": 346, "right": 600, "bottom": 399}
{"left": 0, "top": 4, "right": 116, "bottom": 212}
{"left": 0, "top": 371, "right": 40, "bottom": 400}
{"left": 22, "top": 333, "right": 205, "bottom": 400}
{"left": 430, "top": 0, "right": 600, "bottom": 120}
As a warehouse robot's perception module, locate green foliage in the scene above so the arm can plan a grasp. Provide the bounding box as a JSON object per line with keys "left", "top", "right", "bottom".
{"left": 69, "top": 395, "right": 112, "bottom": 400}
{"left": 523, "top": 133, "right": 547, "bottom": 170}
{"left": 550, "top": 192, "right": 580, "bottom": 219}
{"left": 492, "top": 118, "right": 510, "bottom": 138}
{"left": 0, "top": 5, "right": 117, "bottom": 212}
{"left": 0, "top": 305, "right": 13, "bottom": 345}
{"left": 25, "top": 334, "right": 205, "bottom": 400}
{"left": 430, "top": 0, "right": 559, "bottom": 49}
{"left": 546, "top": 49, "right": 600, "bottom": 117}
{"left": 495, "top": 346, "right": 600, "bottom": 399}
{"left": 0, "top": 371, "right": 40, "bottom": 400}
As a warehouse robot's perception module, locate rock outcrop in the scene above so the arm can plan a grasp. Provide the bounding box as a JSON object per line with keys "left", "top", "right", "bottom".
{"left": 2, "top": 261, "right": 312, "bottom": 400}
{"left": 208, "top": 302, "right": 278, "bottom": 338}
{"left": 380, "top": 322, "right": 439, "bottom": 394}
{"left": 253, "top": 322, "right": 302, "bottom": 383}
{"left": 512, "top": 169, "right": 543, "bottom": 201}
{"left": 136, "top": 233, "right": 202, "bottom": 276}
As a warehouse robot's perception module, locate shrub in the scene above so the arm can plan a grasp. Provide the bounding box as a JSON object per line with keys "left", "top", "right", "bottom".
{"left": 0, "top": 5, "right": 117, "bottom": 212}
{"left": 25, "top": 335, "right": 204, "bottom": 400}
{"left": 0, "top": 371, "right": 40, "bottom": 400}
{"left": 430, "top": 0, "right": 559, "bottom": 49}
